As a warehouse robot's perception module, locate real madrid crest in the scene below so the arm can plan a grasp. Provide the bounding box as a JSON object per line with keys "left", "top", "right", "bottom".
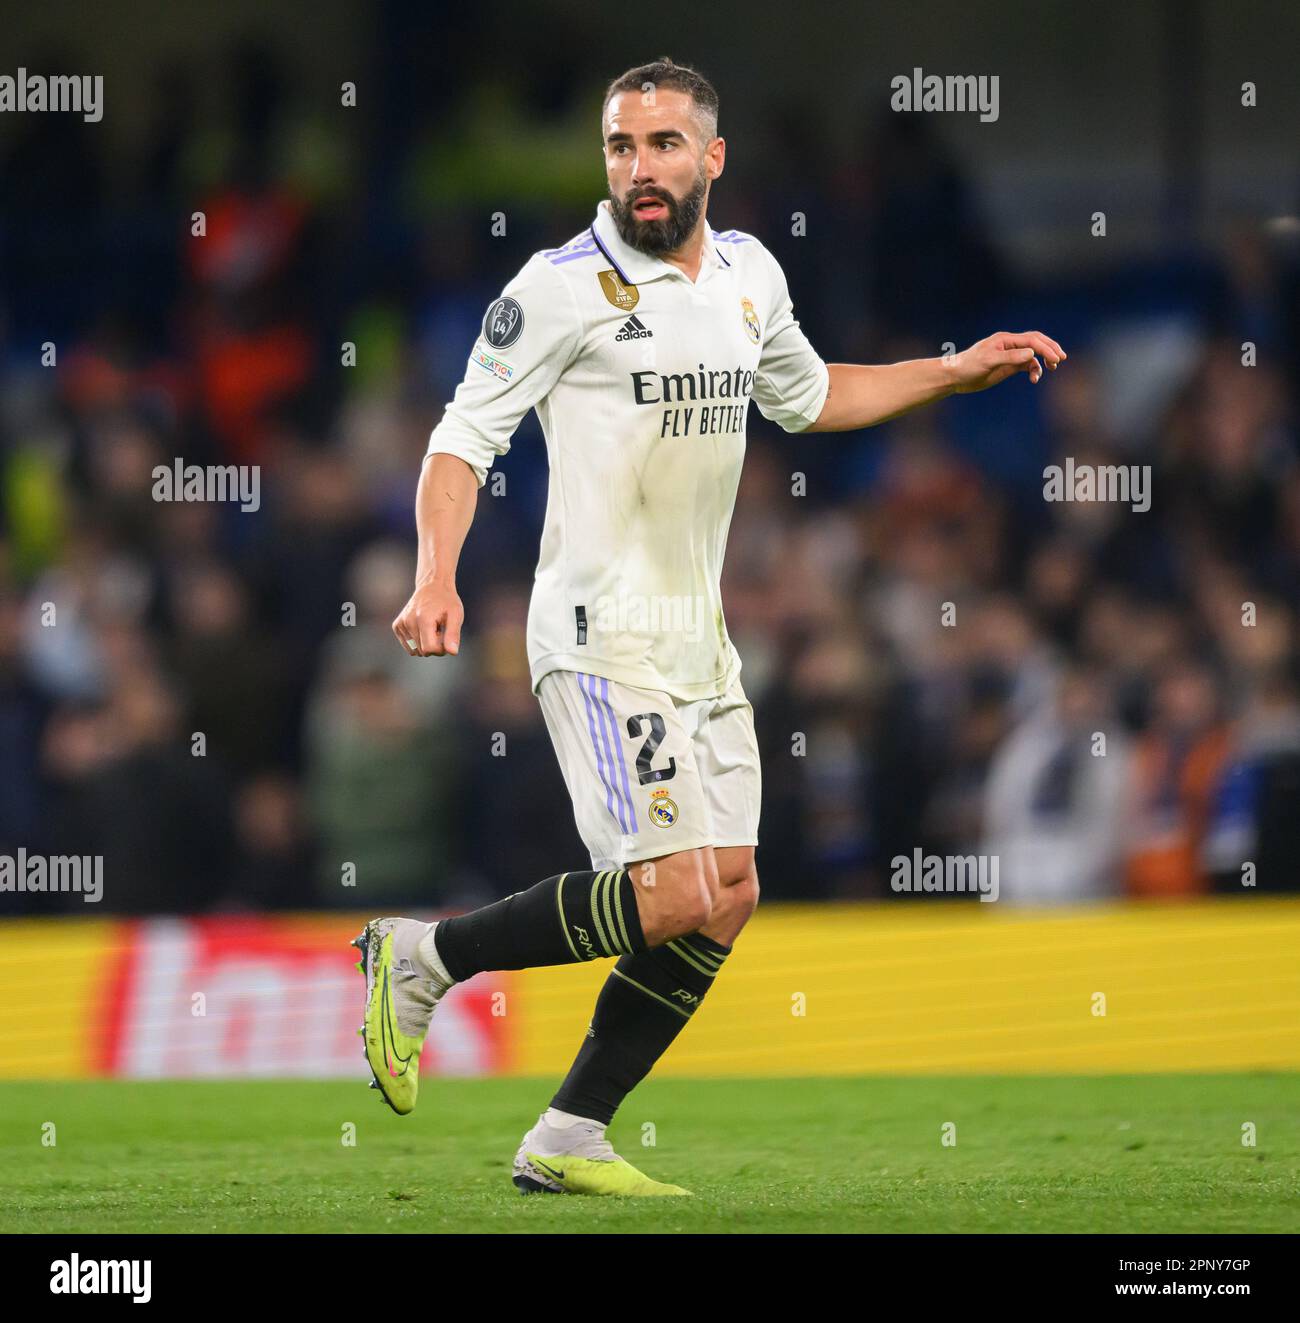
{"left": 648, "top": 787, "right": 678, "bottom": 828}
{"left": 741, "top": 296, "right": 760, "bottom": 344}
{"left": 599, "top": 269, "right": 640, "bottom": 312}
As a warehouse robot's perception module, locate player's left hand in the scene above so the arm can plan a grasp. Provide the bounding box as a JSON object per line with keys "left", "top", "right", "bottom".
{"left": 948, "top": 331, "right": 1066, "bottom": 393}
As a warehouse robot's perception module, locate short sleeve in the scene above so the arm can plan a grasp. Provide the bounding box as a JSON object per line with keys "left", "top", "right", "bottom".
{"left": 425, "top": 254, "right": 582, "bottom": 486}
{"left": 751, "top": 247, "right": 830, "bottom": 433}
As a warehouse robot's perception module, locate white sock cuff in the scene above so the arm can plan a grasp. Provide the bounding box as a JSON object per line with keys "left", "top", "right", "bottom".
{"left": 417, "top": 922, "right": 456, "bottom": 989}
{"left": 544, "top": 1106, "right": 603, "bottom": 1130}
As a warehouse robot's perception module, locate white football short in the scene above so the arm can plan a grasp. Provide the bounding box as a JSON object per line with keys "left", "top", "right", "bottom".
{"left": 536, "top": 668, "right": 762, "bottom": 869}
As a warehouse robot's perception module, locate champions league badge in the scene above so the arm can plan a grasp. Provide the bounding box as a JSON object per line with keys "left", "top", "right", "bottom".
{"left": 483, "top": 296, "right": 524, "bottom": 350}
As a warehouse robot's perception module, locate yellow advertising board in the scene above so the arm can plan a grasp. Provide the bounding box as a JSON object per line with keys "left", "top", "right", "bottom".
{"left": 0, "top": 899, "right": 1295, "bottom": 1079}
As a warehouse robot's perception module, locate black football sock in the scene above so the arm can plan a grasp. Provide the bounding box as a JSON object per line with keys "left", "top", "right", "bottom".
{"left": 433, "top": 869, "right": 645, "bottom": 982}
{"left": 549, "top": 931, "right": 732, "bottom": 1126}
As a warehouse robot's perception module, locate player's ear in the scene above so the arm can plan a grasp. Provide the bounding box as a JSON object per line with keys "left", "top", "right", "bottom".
{"left": 707, "top": 136, "right": 725, "bottom": 180}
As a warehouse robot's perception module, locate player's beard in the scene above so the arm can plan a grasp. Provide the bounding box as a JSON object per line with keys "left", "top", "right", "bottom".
{"left": 609, "top": 168, "right": 707, "bottom": 257}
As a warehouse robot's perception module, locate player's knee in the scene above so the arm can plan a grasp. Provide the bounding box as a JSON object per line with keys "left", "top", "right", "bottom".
{"left": 643, "top": 851, "right": 714, "bottom": 941}
{"left": 643, "top": 897, "right": 712, "bottom": 945}
{"left": 666, "top": 867, "right": 714, "bottom": 941}
{"left": 664, "top": 880, "right": 714, "bottom": 939}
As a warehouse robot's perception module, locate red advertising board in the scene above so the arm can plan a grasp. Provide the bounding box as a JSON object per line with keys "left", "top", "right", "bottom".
{"left": 97, "top": 917, "right": 510, "bottom": 1078}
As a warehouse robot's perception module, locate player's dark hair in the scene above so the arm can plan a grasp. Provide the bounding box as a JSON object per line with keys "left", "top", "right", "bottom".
{"left": 603, "top": 58, "right": 719, "bottom": 138}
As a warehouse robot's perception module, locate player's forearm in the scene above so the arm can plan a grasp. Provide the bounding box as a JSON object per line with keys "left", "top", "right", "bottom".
{"left": 414, "top": 452, "right": 479, "bottom": 587}
{"left": 804, "top": 359, "right": 956, "bottom": 432}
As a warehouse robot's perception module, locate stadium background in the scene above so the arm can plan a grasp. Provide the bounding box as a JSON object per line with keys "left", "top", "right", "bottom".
{"left": 2, "top": 0, "right": 1299, "bottom": 1085}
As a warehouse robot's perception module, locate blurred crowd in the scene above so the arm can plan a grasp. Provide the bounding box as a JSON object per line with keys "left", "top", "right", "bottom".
{"left": 3, "top": 41, "right": 1300, "bottom": 914}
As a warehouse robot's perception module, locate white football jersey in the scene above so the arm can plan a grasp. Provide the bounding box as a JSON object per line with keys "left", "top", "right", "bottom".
{"left": 425, "top": 198, "right": 829, "bottom": 701}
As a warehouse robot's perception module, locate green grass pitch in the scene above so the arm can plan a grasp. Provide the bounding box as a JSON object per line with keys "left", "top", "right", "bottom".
{"left": 5, "top": 1075, "right": 1297, "bottom": 1233}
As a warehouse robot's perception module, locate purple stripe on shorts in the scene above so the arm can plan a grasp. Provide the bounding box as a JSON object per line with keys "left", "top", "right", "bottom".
{"left": 578, "top": 672, "right": 624, "bottom": 832}
{"left": 587, "top": 673, "right": 631, "bottom": 834}
{"left": 599, "top": 676, "right": 638, "bottom": 835}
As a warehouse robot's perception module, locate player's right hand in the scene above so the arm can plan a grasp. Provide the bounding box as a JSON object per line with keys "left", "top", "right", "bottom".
{"left": 392, "top": 579, "right": 464, "bottom": 657}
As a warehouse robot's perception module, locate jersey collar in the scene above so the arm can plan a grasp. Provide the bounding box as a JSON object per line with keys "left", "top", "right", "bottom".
{"left": 591, "top": 199, "right": 727, "bottom": 286}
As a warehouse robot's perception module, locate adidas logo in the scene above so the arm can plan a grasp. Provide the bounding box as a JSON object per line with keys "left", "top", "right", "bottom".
{"left": 615, "top": 314, "right": 653, "bottom": 342}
